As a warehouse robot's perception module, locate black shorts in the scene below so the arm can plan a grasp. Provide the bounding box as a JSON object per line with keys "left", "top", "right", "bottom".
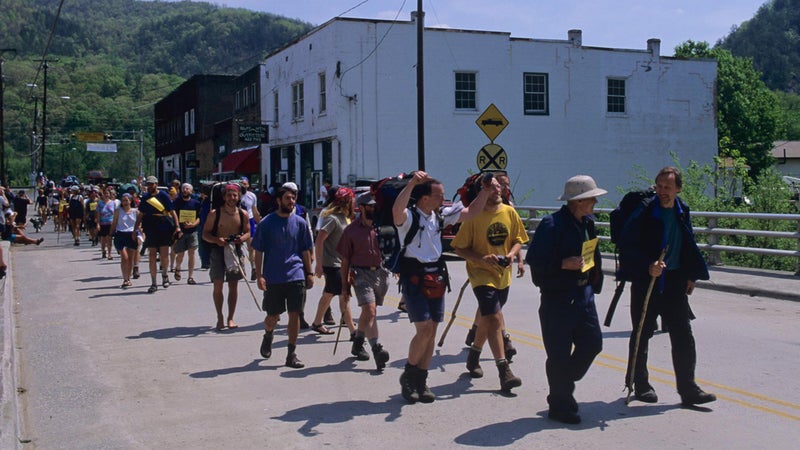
{"left": 473, "top": 285, "right": 509, "bottom": 316}
{"left": 143, "top": 229, "right": 173, "bottom": 248}
{"left": 98, "top": 224, "right": 112, "bottom": 237}
{"left": 262, "top": 281, "right": 306, "bottom": 316}
{"left": 323, "top": 266, "right": 343, "bottom": 295}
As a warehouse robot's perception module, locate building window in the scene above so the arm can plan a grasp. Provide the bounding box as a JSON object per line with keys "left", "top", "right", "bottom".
{"left": 243, "top": 86, "right": 249, "bottom": 107}
{"left": 251, "top": 83, "right": 257, "bottom": 105}
{"left": 319, "top": 72, "right": 327, "bottom": 114}
{"left": 273, "top": 91, "right": 279, "bottom": 123}
{"left": 189, "top": 108, "right": 195, "bottom": 134}
{"left": 607, "top": 78, "right": 626, "bottom": 113}
{"left": 523, "top": 73, "right": 549, "bottom": 115}
{"left": 455, "top": 72, "right": 477, "bottom": 110}
{"left": 184, "top": 111, "right": 189, "bottom": 136}
{"left": 292, "top": 81, "right": 304, "bottom": 120}
{"left": 235, "top": 90, "right": 241, "bottom": 111}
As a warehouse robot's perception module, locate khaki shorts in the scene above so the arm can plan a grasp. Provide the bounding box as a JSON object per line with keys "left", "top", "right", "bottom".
{"left": 352, "top": 267, "right": 390, "bottom": 306}
{"left": 173, "top": 231, "right": 199, "bottom": 253}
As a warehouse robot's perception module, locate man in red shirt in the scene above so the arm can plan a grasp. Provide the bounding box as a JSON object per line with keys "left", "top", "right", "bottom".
{"left": 337, "top": 192, "right": 391, "bottom": 371}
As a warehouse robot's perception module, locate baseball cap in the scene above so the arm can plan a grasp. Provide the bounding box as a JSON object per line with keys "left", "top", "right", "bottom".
{"left": 145, "top": 176, "right": 158, "bottom": 184}
{"left": 356, "top": 192, "right": 376, "bottom": 206}
{"left": 281, "top": 182, "right": 298, "bottom": 193}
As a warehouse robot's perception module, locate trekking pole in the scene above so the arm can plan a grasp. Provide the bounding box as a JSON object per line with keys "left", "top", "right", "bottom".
{"left": 603, "top": 280, "right": 626, "bottom": 327}
{"left": 625, "top": 248, "right": 667, "bottom": 405}
{"left": 227, "top": 242, "right": 262, "bottom": 312}
{"left": 437, "top": 279, "right": 470, "bottom": 347}
{"left": 333, "top": 312, "right": 345, "bottom": 355}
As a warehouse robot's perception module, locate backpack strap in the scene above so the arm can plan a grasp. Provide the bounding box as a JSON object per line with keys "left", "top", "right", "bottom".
{"left": 211, "top": 207, "right": 247, "bottom": 238}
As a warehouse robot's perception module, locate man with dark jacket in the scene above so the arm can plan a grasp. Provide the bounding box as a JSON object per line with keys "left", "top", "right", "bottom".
{"left": 526, "top": 175, "right": 606, "bottom": 425}
{"left": 618, "top": 166, "right": 715, "bottom": 406}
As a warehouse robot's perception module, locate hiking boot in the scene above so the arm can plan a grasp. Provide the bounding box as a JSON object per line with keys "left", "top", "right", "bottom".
{"left": 372, "top": 344, "right": 390, "bottom": 371}
{"left": 260, "top": 331, "right": 274, "bottom": 359}
{"left": 466, "top": 348, "right": 484, "bottom": 378}
{"left": 351, "top": 335, "right": 370, "bottom": 361}
{"left": 503, "top": 333, "right": 517, "bottom": 362}
{"left": 548, "top": 409, "right": 581, "bottom": 425}
{"left": 497, "top": 360, "right": 522, "bottom": 392}
{"left": 299, "top": 312, "right": 310, "bottom": 330}
{"left": 465, "top": 324, "right": 477, "bottom": 347}
{"left": 285, "top": 352, "right": 305, "bottom": 369}
{"left": 323, "top": 307, "right": 336, "bottom": 325}
{"left": 400, "top": 366, "right": 419, "bottom": 403}
{"left": 680, "top": 386, "right": 716, "bottom": 406}
{"left": 634, "top": 384, "right": 658, "bottom": 403}
{"left": 416, "top": 368, "right": 435, "bottom": 403}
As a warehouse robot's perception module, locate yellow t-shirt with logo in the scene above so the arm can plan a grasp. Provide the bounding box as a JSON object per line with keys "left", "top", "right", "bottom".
{"left": 451, "top": 203, "right": 529, "bottom": 289}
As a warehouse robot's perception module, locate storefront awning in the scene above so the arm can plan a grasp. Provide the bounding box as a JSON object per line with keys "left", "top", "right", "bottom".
{"left": 219, "top": 146, "right": 259, "bottom": 174}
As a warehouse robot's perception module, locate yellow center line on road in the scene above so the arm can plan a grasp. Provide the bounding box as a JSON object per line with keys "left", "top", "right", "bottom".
{"left": 383, "top": 297, "right": 800, "bottom": 420}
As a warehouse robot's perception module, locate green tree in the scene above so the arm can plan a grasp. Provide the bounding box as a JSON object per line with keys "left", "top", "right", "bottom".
{"left": 675, "top": 41, "right": 783, "bottom": 176}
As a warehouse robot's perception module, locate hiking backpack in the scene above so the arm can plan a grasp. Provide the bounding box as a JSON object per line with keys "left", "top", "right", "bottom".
{"left": 609, "top": 187, "right": 656, "bottom": 281}
{"left": 370, "top": 172, "right": 423, "bottom": 273}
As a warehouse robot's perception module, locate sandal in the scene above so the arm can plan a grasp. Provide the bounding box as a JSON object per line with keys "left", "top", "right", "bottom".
{"left": 162, "top": 276, "right": 170, "bottom": 288}
{"left": 174, "top": 270, "right": 181, "bottom": 281}
{"left": 187, "top": 277, "right": 197, "bottom": 285}
{"left": 311, "top": 323, "right": 335, "bottom": 335}
{"left": 147, "top": 284, "right": 157, "bottom": 294}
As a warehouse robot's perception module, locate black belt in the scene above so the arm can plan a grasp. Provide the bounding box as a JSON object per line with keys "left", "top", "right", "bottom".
{"left": 352, "top": 265, "right": 380, "bottom": 271}
{"left": 576, "top": 278, "right": 589, "bottom": 286}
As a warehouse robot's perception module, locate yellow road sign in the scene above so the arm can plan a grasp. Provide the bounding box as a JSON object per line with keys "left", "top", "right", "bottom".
{"left": 476, "top": 103, "right": 508, "bottom": 142}
{"left": 77, "top": 132, "right": 105, "bottom": 142}
{"left": 476, "top": 143, "right": 508, "bottom": 171}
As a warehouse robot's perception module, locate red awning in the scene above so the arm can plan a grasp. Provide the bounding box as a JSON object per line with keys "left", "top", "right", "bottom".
{"left": 220, "top": 147, "right": 259, "bottom": 174}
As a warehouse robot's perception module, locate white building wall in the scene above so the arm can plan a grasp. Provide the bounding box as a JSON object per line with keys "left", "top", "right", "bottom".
{"left": 261, "top": 18, "right": 717, "bottom": 204}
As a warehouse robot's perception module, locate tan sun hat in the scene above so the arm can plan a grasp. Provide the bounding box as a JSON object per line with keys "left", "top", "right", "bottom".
{"left": 558, "top": 175, "right": 608, "bottom": 201}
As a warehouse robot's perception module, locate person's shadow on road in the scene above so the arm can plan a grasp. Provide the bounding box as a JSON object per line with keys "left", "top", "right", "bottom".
{"left": 271, "top": 396, "right": 407, "bottom": 436}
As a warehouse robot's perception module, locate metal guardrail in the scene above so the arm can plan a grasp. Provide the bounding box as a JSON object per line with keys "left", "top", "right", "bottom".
{"left": 516, "top": 206, "right": 800, "bottom": 276}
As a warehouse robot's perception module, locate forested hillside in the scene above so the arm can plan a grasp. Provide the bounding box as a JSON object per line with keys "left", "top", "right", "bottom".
{"left": 0, "top": 0, "right": 311, "bottom": 184}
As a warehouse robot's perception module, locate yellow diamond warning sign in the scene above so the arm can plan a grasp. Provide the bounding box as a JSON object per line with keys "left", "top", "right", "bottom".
{"left": 476, "top": 103, "right": 508, "bottom": 142}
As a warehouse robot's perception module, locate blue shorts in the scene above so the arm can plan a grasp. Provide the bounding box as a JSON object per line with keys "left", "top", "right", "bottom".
{"left": 401, "top": 274, "right": 445, "bottom": 323}
{"left": 473, "top": 285, "right": 509, "bottom": 316}
{"left": 249, "top": 218, "right": 257, "bottom": 236}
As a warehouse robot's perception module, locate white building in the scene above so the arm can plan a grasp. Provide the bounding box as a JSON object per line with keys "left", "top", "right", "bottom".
{"left": 261, "top": 16, "right": 718, "bottom": 206}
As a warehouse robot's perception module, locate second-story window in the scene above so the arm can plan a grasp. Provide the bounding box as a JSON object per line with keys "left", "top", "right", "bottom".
{"left": 607, "top": 78, "right": 626, "bottom": 114}
{"left": 292, "top": 81, "right": 304, "bottom": 120}
{"left": 455, "top": 72, "right": 477, "bottom": 110}
{"left": 523, "top": 73, "right": 549, "bottom": 115}
{"left": 235, "top": 90, "right": 241, "bottom": 111}
{"left": 243, "top": 86, "right": 249, "bottom": 107}
{"left": 319, "top": 72, "right": 327, "bottom": 114}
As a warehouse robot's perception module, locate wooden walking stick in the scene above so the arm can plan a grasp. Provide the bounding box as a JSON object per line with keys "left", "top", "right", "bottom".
{"left": 333, "top": 312, "right": 345, "bottom": 355}
{"left": 626, "top": 248, "right": 667, "bottom": 405}
{"left": 437, "top": 279, "right": 470, "bottom": 347}
{"left": 227, "top": 242, "right": 261, "bottom": 311}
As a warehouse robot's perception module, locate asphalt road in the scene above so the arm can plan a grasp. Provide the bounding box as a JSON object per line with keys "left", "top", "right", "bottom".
{"left": 2, "top": 226, "right": 799, "bottom": 449}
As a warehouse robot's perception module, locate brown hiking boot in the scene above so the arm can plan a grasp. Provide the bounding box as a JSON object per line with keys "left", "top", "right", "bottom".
{"left": 497, "top": 360, "right": 522, "bottom": 392}
{"left": 466, "top": 348, "right": 484, "bottom": 378}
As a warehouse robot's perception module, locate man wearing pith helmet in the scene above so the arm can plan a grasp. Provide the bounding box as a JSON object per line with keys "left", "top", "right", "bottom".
{"left": 525, "top": 174, "right": 606, "bottom": 425}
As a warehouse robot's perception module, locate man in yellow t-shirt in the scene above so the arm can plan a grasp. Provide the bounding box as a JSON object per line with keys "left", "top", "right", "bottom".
{"left": 451, "top": 174, "right": 529, "bottom": 393}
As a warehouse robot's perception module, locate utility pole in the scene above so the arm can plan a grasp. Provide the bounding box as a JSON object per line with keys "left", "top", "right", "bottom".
{"left": 415, "top": 0, "right": 425, "bottom": 171}
{"left": 35, "top": 58, "right": 57, "bottom": 175}
{"left": 0, "top": 48, "right": 16, "bottom": 186}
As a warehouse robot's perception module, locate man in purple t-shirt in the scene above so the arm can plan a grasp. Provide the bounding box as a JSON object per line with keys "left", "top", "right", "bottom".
{"left": 253, "top": 183, "right": 314, "bottom": 368}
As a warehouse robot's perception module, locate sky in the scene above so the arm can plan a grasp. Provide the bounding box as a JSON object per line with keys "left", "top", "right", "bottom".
{"left": 189, "top": 0, "right": 768, "bottom": 56}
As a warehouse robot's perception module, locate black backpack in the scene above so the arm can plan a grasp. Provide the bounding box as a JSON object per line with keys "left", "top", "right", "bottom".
{"left": 610, "top": 187, "right": 655, "bottom": 281}
{"left": 371, "top": 172, "right": 426, "bottom": 273}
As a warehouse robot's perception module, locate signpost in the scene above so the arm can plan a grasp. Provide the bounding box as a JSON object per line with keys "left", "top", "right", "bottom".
{"left": 475, "top": 103, "right": 510, "bottom": 171}
{"left": 76, "top": 132, "right": 105, "bottom": 142}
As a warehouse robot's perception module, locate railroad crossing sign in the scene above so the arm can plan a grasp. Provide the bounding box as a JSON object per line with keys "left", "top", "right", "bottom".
{"left": 476, "top": 143, "right": 507, "bottom": 171}
{"left": 476, "top": 103, "right": 508, "bottom": 142}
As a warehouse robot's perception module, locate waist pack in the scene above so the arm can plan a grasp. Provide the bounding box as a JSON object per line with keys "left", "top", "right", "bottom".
{"left": 410, "top": 272, "right": 447, "bottom": 299}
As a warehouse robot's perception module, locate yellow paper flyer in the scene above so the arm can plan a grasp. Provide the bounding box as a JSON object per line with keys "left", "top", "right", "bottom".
{"left": 179, "top": 210, "right": 196, "bottom": 223}
{"left": 581, "top": 237, "right": 599, "bottom": 273}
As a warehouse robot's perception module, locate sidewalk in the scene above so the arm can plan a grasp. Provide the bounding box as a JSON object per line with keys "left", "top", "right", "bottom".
{"left": 600, "top": 254, "right": 800, "bottom": 302}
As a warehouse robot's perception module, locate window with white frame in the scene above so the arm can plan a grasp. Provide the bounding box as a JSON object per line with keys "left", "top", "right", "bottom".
{"left": 607, "top": 78, "right": 626, "bottom": 113}
{"left": 273, "top": 91, "right": 279, "bottom": 123}
{"left": 292, "top": 81, "right": 304, "bottom": 120}
{"left": 455, "top": 72, "right": 477, "bottom": 110}
{"left": 319, "top": 72, "right": 327, "bottom": 114}
{"left": 523, "top": 73, "right": 549, "bottom": 115}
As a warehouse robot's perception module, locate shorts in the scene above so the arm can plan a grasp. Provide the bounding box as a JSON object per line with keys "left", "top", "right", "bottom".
{"left": 98, "top": 224, "right": 112, "bottom": 237}
{"left": 249, "top": 217, "right": 257, "bottom": 236}
{"left": 473, "top": 285, "right": 509, "bottom": 316}
{"left": 85, "top": 218, "right": 97, "bottom": 229}
{"left": 113, "top": 231, "right": 137, "bottom": 252}
{"left": 401, "top": 274, "right": 445, "bottom": 323}
{"left": 209, "top": 245, "right": 244, "bottom": 282}
{"left": 262, "top": 281, "right": 306, "bottom": 316}
{"left": 323, "top": 266, "right": 343, "bottom": 295}
{"left": 143, "top": 228, "right": 173, "bottom": 248}
{"left": 173, "top": 232, "right": 199, "bottom": 253}
{"left": 352, "top": 266, "right": 389, "bottom": 306}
